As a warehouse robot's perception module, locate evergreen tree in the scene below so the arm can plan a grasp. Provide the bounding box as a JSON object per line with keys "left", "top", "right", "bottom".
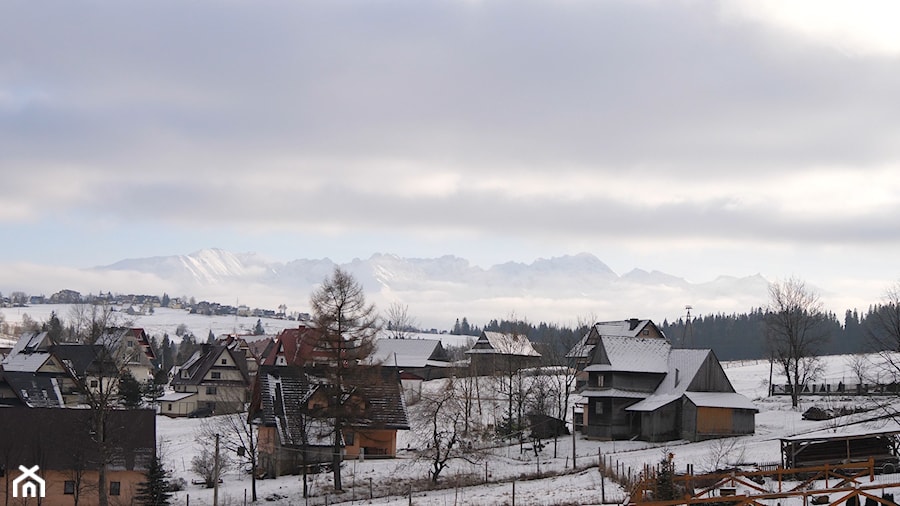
{"left": 43, "top": 310, "right": 65, "bottom": 343}
{"left": 160, "top": 335, "right": 174, "bottom": 372}
{"left": 135, "top": 452, "right": 172, "bottom": 505}
{"left": 118, "top": 371, "right": 144, "bottom": 408}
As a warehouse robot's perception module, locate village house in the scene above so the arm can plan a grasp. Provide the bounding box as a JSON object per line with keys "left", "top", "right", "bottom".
{"left": 161, "top": 343, "right": 251, "bottom": 417}
{"left": 572, "top": 319, "right": 757, "bottom": 441}
{"left": 98, "top": 327, "right": 158, "bottom": 382}
{"left": 367, "top": 338, "right": 453, "bottom": 403}
{"left": 262, "top": 324, "right": 328, "bottom": 367}
{"left": 465, "top": 331, "right": 542, "bottom": 376}
{"left": 0, "top": 407, "right": 156, "bottom": 506}
{"left": 249, "top": 363, "right": 410, "bottom": 477}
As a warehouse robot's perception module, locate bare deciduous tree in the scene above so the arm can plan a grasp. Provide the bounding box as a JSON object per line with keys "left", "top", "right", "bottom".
{"left": 198, "top": 410, "right": 260, "bottom": 501}
{"left": 413, "top": 379, "right": 482, "bottom": 483}
{"left": 62, "top": 304, "right": 138, "bottom": 506}
{"left": 868, "top": 282, "right": 900, "bottom": 378}
{"left": 765, "top": 277, "right": 830, "bottom": 408}
{"left": 385, "top": 302, "right": 417, "bottom": 340}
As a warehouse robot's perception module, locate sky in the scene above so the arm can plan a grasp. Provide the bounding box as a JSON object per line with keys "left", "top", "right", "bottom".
{"left": 2, "top": 0, "right": 900, "bottom": 312}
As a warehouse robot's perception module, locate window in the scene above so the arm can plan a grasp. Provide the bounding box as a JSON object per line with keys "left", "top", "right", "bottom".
{"left": 594, "top": 401, "right": 604, "bottom": 415}
{"left": 221, "top": 359, "right": 227, "bottom": 365}
{"left": 206, "top": 386, "right": 217, "bottom": 395}
{"left": 64, "top": 481, "right": 75, "bottom": 494}
{"left": 211, "top": 372, "right": 221, "bottom": 379}
{"left": 344, "top": 432, "right": 355, "bottom": 446}
{"left": 126, "top": 341, "right": 134, "bottom": 347}
{"left": 90, "top": 379, "right": 99, "bottom": 388}
{"left": 110, "top": 481, "right": 121, "bottom": 496}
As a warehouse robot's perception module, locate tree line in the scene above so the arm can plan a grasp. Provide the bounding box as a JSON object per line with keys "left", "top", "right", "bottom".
{"left": 450, "top": 299, "right": 898, "bottom": 363}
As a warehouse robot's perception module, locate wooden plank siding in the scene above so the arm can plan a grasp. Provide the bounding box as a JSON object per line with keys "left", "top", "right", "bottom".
{"left": 697, "top": 406, "right": 733, "bottom": 434}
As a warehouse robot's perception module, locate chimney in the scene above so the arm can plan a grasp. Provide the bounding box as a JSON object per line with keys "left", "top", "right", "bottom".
{"left": 628, "top": 318, "right": 640, "bottom": 331}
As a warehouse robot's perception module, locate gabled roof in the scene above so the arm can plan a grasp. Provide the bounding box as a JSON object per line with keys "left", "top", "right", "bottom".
{"left": 368, "top": 339, "right": 451, "bottom": 368}
{"left": 51, "top": 344, "right": 117, "bottom": 376}
{"left": 263, "top": 325, "right": 325, "bottom": 366}
{"left": 584, "top": 336, "right": 670, "bottom": 373}
{"left": 465, "top": 331, "right": 541, "bottom": 357}
{"left": 249, "top": 364, "right": 410, "bottom": 447}
{"left": 567, "top": 319, "right": 664, "bottom": 359}
{"left": 1, "top": 332, "right": 54, "bottom": 373}
{"left": 0, "top": 371, "right": 65, "bottom": 407}
{"left": 170, "top": 344, "right": 250, "bottom": 386}
{"left": 625, "top": 349, "right": 757, "bottom": 413}
{"left": 98, "top": 327, "right": 157, "bottom": 361}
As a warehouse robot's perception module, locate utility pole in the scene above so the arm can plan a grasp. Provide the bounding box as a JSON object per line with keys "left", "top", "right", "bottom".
{"left": 572, "top": 405, "right": 577, "bottom": 468}
{"left": 214, "top": 433, "right": 220, "bottom": 506}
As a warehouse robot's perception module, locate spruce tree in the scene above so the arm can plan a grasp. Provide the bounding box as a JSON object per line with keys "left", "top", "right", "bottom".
{"left": 118, "top": 371, "right": 144, "bottom": 408}
{"left": 135, "top": 453, "right": 172, "bottom": 506}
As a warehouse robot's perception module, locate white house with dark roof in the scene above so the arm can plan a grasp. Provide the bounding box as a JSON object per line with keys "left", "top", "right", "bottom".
{"left": 164, "top": 344, "right": 251, "bottom": 417}
{"left": 571, "top": 321, "right": 756, "bottom": 441}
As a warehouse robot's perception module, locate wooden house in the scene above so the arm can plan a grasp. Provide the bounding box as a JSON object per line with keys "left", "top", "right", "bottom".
{"left": 249, "top": 364, "right": 410, "bottom": 477}
{"left": 465, "top": 331, "right": 541, "bottom": 376}
{"left": 572, "top": 323, "right": 756, "bottom": 442}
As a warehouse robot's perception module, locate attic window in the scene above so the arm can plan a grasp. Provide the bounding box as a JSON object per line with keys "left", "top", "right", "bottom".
{"left": 221, "top": 359, "right": 227, "bottom": 365}
{"left": 276, "top": 356, "right": 286, "bottom": 366}
{"left": 642, "top": 330, "right": 649, "bottom": 336}
{"left": 181, "top": 370, "right": 190, "bottom": 379}
{"left": 675, "top": 368, "right": 680, "bottom": 386}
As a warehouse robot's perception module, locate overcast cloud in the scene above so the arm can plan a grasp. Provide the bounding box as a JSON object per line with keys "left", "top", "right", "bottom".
{"left": 2, "top": 0, "right": 900, "bottom": 319}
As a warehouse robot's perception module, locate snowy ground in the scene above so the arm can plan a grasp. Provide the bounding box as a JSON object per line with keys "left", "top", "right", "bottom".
{"left": 6, "top": 305, "right": 900, "bottom": 505}
{"left": 158, "top": 355, "right": 900, "bottom": 506}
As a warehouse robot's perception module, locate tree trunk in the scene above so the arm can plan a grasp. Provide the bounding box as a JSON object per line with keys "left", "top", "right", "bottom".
{"left": 332, "top": 422, "right": 343, "bottom": 490}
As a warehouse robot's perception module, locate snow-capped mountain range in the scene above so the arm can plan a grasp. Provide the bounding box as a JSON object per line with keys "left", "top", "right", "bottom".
{"left": 92, "top": 248, "right": 771, "bottom": 328}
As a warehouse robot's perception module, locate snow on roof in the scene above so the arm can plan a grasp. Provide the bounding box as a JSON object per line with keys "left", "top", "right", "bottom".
{"left": 580, "top": 388, "right": 650, "bottom": 399}
{"left": 684, "top": 391, "right": 758, "bottom": 411}
{"left": 584, "top": 336, "right": 669, "bottom": 373}
{"left": 369, "top": 338, "right": 448, "bottom": 368}
{"left": 782, "top": 423, "right": 900, "bottom": 441}
{"left": 626, "top": 393, "right": 682, "bottom": 412}
{"left": 593, "top": 320, "right": 654, "bottom": 338}
{"left": 158, "top": 391, "right": 197, "bottom": 402}
{"left": 654, "top": 349, "right": 712, "bottom": 395}
{"left": 466, "top": 331, "right": 541, "bottom": 357}
{"left": 1, "top": 350, "right": 52, "bottom": 372}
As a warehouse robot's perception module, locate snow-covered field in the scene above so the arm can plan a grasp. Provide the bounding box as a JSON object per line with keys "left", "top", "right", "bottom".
{"left": 5, "top": 306, "right": 900, "bottom": 505}
{"left": 0, "top": 304, "right": 474, "bottom": 348}
{"left": 157, "top": 356, "right": 900, "bottom": 506}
